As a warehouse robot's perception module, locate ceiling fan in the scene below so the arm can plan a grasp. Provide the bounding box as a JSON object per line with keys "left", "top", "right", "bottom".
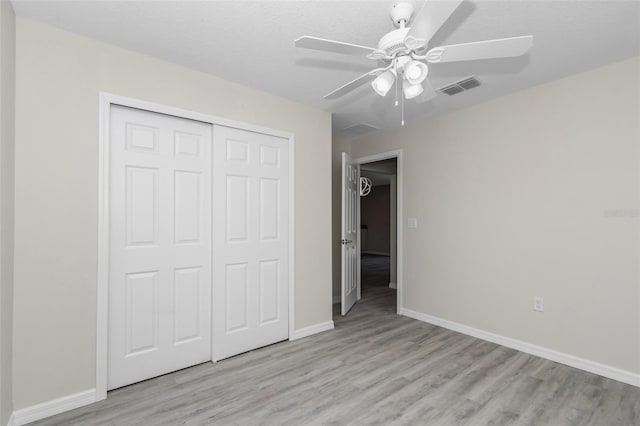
{"left": 295, "top": 0, "right": 533, "bottom": 124}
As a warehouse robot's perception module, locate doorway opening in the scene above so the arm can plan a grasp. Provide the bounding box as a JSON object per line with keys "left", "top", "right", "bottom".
{"left": 359, "top": 158, "right": 397, "bottom": 313}
{"left": 337, "top": 149, "right": 403, "bottom": 318}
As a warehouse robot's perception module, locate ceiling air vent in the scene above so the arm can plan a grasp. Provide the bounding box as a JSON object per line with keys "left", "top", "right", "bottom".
{"left": 342, "top": 123, "right": 378, "bottom": 137}
{"left": 439, "top": 76, "right": 481, "bottom": 96}
{"left": 458, "top": 76, "right": 481, "bottom": 90}
{"left": 440, "top": 84, "right": 464, "bottom": 96}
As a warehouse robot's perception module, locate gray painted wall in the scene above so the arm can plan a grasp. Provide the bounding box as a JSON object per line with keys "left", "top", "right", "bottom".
{"left": 0, "top": 0, "right": 15, "bottom": 424}
{"left": 350, "top": 57, "right": 640, "bottom": 374}
{"left": 361, "top": 184, "right": 391, "bottom": 255}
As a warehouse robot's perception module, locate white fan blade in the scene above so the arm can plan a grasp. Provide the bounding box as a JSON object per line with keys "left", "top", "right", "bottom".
{"left": 295, "top": 36, "right": 377, "bottom": 56}
{"left": 426, "top": 35, "right": 533, "bottom": 63}
{"left": 404, "top": 0, "right": 464, "bottom": 50}
{"left": 324, "top": 67, "right": 389, "bottom": 99}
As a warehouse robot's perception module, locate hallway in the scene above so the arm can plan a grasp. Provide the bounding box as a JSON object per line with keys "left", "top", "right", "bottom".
{"left": 334, "top": 253, "right": 396, "bottom": 318}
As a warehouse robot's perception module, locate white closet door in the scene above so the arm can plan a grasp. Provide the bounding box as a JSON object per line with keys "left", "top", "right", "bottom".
{"left": 212, "top": 125, "right": 289, "bottom": 361}
{"left": 108, "top": 106, "right": 212, "bottom": 390}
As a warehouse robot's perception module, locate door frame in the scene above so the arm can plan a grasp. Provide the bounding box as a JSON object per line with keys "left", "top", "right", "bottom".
{"left": 96, "top": 92, "right": 296, "bottom": 400}
{"left": 353, "top": 150, "right": 403, "bottom": 313}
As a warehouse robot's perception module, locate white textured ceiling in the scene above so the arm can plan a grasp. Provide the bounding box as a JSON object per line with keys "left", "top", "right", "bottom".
{"left": 12, "top": 0, "right": 640, "bottom": 138}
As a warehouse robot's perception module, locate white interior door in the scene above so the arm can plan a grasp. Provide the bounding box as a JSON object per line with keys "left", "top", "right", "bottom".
{"left": 341, "top": 152, "right": 359, "bottom": 315}
{"left": 108, "top": 106, "right": 212, "bottom": 390}
{"left": 212, "top": 125, "right": 289, "bottom": 361}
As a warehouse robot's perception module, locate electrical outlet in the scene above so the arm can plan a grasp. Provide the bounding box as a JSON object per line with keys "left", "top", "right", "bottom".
{"left": 533, "top": 296, "right": 544, "bottom": 312}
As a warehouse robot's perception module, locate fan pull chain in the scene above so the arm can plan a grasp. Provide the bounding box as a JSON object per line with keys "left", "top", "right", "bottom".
{"left": 401, "top": 89, "right": 405, "bottom": 126}
{"left": 395, "top": 83, "right": 399, "bottom": 107}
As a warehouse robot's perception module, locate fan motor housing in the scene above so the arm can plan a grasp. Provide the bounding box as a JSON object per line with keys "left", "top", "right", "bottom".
{"left": 377, "top": 27, "right": 411, "bottom": 56}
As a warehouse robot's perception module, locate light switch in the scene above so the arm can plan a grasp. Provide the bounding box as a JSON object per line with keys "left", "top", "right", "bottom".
{"left": 408, "top": 218, "right": 418, "bottom": 229}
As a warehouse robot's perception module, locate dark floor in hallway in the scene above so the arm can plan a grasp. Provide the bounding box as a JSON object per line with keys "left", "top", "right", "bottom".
{"left": 334, "top": 253, "right": 395, "bottom": 317}
{"left": 361, "top": 253, "right": 391, "bottom": 289}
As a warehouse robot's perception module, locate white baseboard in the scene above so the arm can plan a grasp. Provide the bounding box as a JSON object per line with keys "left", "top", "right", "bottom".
{"left": 292, "top": 321, "right": 334, "bottom": 340}
{"left": 13, "top": 388, "right": 98, "bottom": 425}
{"left": 388, "top": 281, "right": 397, "bottom": 289}
{"left": 399, "top": 308, "right": 640, "bottom": 388}
{"left": 332, "top": 295, "right": 340, "bottom": 304}
{"left": 12, "top": 320, "right": 332, "bottom": 424}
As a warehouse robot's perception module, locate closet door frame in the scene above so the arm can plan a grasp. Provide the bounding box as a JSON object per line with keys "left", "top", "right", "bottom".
{"left": 96, "top": 92, "right": 295, "bottom": 401}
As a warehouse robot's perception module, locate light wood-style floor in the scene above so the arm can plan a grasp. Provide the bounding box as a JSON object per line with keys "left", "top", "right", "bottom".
{"left": 32, "top": 256, "right": 639, "bottom": 425}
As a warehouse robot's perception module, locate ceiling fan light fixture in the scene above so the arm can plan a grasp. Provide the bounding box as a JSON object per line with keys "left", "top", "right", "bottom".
{"left": 371, "top": 69, "right": 396, "bottom": 97}
{"left": 403, "top": 80, "right": 424, "bottom": 99}
{"left": 294, "top": 0, "right": 534, "bottom": 130}
{"left": 404, "top": 60, "right": 428, "bottom": 85}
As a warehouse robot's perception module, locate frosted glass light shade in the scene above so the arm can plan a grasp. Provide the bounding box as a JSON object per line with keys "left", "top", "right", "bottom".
{"left": 404, "top": 60, "right": 428, "bottom": 85}
{"left": 403, "top": 80, "right": 424, "bottom": 99}
{"left": 371, "top": 70, "right": 396, "bottom": 96}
